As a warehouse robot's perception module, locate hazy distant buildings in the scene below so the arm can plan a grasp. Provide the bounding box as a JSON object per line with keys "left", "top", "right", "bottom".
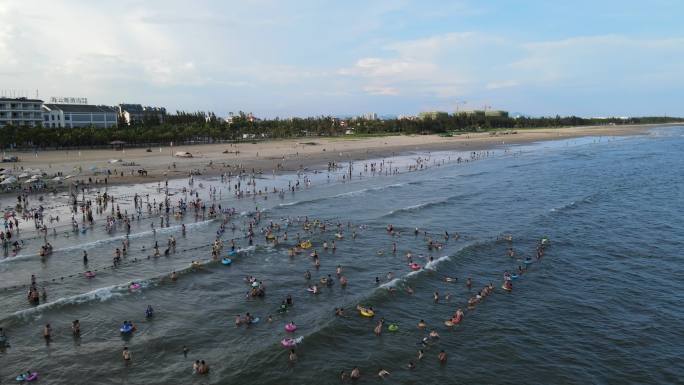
{"left": 42, "top": 103, "right": 118, "bottom": 129}
{"left": 361, "top": 112, "right": 378, "bottom": 120}
{"left": 418, "top": 111, "right": 449, "bottom": 120}
{"left": 118, "top": 104, "right": 167, "bottom": 125}
{"left": 0, "top": 97, "right": 44, "bottom": 128}
{"left": 457, "top": 110, "right": 509, "bottom": 118}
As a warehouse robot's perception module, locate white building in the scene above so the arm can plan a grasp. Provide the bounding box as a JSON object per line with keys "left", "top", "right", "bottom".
{"left": 361, "top": 112, "right": 378, "bottom": 120}
{"left": 0, "top": 97, "right": 44, "bottom": 128}
{"left": 42, "top": 104, "right": 118, "bottom": 128}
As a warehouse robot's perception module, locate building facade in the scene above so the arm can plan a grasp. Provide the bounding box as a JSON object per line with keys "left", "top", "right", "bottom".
{"left": 42, "top": 104, "right": 118, "bottom": 128}
{"left": 0, "top": 97, "right": 44, "bottom": 128}
{"left": 118, "top": 104, "right": 166, "bottom": 125}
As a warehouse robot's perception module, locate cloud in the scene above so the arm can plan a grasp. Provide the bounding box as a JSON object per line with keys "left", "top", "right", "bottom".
{"left": 363, "top": 85, "right": 400, "bottom": 96}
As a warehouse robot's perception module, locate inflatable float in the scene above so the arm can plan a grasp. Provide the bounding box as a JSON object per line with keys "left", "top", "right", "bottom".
{"left": 281, "top": 337, "right": 303, "bottom": 348}
{"left": 409, "top": 263, "right": 421, "bottom": 271}
{"left": 221, "top": 258, "right": 232, "bottom": 265}
{"left": 299, "top": 241, "right": 312, "bottom": 249}
{"left": 284, "top": 323, "right": 297, "bottom": 332}
{"left": 84, "top": 271, "right": 96, "bottom": 279}
{"left": 227, "top": 250, "right": 237, "bottom": 257}
{"left": 120, "top": 324, "right": 134, "bottom": 334}
{"left": 129, "top": 283, "right": 141, "bottom": 291}
{"left": 388, "top": 324, "right": 399, "bottom": 332}
{"left": 501, "top": 284, "right": 512, "bottom": 292}
{"left": 15, "top": 372, "right": 38, "bottom": 382}
{"left": 359, "top": 309, "right": 374, "bottom": 318}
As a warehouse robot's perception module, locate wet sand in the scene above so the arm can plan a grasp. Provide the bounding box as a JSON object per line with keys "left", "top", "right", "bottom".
{"left": 3, "top": 124, "right": 659, "bottom": 188}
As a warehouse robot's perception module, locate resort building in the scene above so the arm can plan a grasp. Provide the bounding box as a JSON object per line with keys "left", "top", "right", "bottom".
{"left": 42, "top": 104, "right": 118, "bottom": 128}
{"left": 0, "top": 97, "right": 44, "bottom": 128}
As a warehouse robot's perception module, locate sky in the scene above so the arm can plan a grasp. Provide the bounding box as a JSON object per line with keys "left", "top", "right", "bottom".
{"left": 1, "top": 0, "right": 682, "bottom": 118}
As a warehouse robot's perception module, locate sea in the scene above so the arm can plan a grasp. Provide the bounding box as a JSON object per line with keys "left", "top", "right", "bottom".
{"left": 0, "top": 126, "right": 682, "bottom": 384}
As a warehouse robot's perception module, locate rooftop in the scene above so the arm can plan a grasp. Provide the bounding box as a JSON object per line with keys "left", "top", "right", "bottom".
{"left": 43, "top": 104, "right": 118, "bottom": 113}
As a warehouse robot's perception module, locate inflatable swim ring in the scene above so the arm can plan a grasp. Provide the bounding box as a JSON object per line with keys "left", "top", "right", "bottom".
{"left": 281, "top": 338, "right": 297, "bottom": 348}
{"left": 524, "top": 259, "right": 533, "bottom": 265}
{"left": 319, "top": 278, "right": 328, "bottom": 284}
{"left": 285, "top": 323, "right": 297, "bottom": 332}
{"left": 444, "top": 320, "right": 454, "bottom": 327}
{"left": 129, "top": 283, "right": 141, "bottom": 291}
{"left": 15, "top": 372, "right": 38, "bottom": 382}
{"left": 84, "top": 271, "right": 96, "bottom": 278}
{"left": 511, "top": 274, "right": 519, "bottom": 280}
{"left": 221, "top": 258, "right": 232, "bottom": 265}
{"left": 501, "top": 284, "right": 512, "bottom": 292}
{"left": 360, "top": 309, "right": 374, "bottom": 317}
{"left": 388, "top": 324, "right": 399, "bottom": 332}
{"left": 299, "top": 241, "right": 312, "bottom": 249}
{"left": 120, "top": 324, "right": 133, "bottom": 334}
{"left": 409, "top": 263, "right": 421, "bottom": 271}
{"left": 227, "top": 250, "right": 237, "bottom": 257}
{"left": 249, "top": 317, "right": 260, "bottom": 324}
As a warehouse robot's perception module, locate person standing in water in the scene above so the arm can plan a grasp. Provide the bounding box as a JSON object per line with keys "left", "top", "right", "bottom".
{"left": 122, "top": 347, "right": 132, "bottom": 363}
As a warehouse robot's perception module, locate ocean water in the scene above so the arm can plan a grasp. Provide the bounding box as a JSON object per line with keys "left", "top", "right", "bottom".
{"left": 1, "top": 127, "right": 683, "bottom": 384}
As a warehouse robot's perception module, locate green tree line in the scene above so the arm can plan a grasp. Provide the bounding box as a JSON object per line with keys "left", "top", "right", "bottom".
{"left": 0, "top": 111, "right": 681, "bottom": 149}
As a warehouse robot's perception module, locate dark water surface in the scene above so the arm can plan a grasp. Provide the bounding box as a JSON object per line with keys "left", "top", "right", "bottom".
{"left": 1, "top": 127, "right": 683, "bottom": 384}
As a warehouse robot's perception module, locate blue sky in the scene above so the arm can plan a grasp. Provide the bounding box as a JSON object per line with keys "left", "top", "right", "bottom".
{"left": 1, "top": 0, "right": 682, "bottom": 118}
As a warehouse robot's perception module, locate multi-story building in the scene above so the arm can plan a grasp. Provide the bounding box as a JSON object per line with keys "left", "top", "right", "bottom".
{"left": 361, "top": 112, "right": 378, "bottom": 120}
{"left": 42, "top": 104, "right": 118, "bottom": 128}
{"left": 118, "top": 104, "right": 167, "bottom": 125}
{"left": 0, "top": 97, "right": 44, "bottom": 128}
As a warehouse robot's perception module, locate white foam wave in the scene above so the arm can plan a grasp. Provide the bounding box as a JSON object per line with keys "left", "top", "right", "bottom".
{"left": 4, "top": 220, "right": 214, "bottom": 264}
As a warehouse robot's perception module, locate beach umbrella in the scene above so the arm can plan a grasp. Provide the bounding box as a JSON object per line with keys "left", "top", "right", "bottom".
{"left": 0, "top": 169, "right": 11, "bottom": 175}
{"left": 89, "top": 166, "right": 98, "bottom": 171}
{"left": 18, "top": 172, "right": 29, "bottom": 178}
{"left": 65, "top": 174, "right": 74, "bottom": 179}
{"left": 0, "top": 176, "right": 16, "bottom": 185}
{"left": 31, "top": 175, "right": 42, "bottom": 179}
{"left": 52, "top": 176, "right": 63, "bottom": 182}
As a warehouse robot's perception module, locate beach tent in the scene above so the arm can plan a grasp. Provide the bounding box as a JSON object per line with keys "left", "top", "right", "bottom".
{"left": 109, "top": 159, "right": 122, "bottom": 164}
{"left": 0, "top": 176, "right": 17, "bottom": 185}
{"left": 0, "top": 169, "right": 11, "bottom": 175}
{"left": 52, "top": 176, "right": 63, "bottom": 182}
{"left": 174, "top": 151, "right": 193, "bottom": 158}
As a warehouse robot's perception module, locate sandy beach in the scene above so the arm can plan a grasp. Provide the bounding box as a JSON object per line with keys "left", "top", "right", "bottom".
{"left": 1, "top": 124, "right": 662, "bottom": 188}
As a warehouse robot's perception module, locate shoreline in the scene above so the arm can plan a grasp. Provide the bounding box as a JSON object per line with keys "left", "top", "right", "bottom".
{"left": 1, "top": 123, "right": 673, "bottom": 193}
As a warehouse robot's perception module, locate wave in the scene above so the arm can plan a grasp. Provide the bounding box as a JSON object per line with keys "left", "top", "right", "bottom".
{"left": 549, "top": 192, "right": 600, "bottom": 214}
{"left": 0, "top": 246, "right": 256, "bottom": 327}
{"left": 381, "top": 192, "right": 477, "bottom": 219}
{"left": 2, "top": 220, "right": 216, "bottom": 264}
{"left": 271, "top": 183, "right": 410, "bottom": 210}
